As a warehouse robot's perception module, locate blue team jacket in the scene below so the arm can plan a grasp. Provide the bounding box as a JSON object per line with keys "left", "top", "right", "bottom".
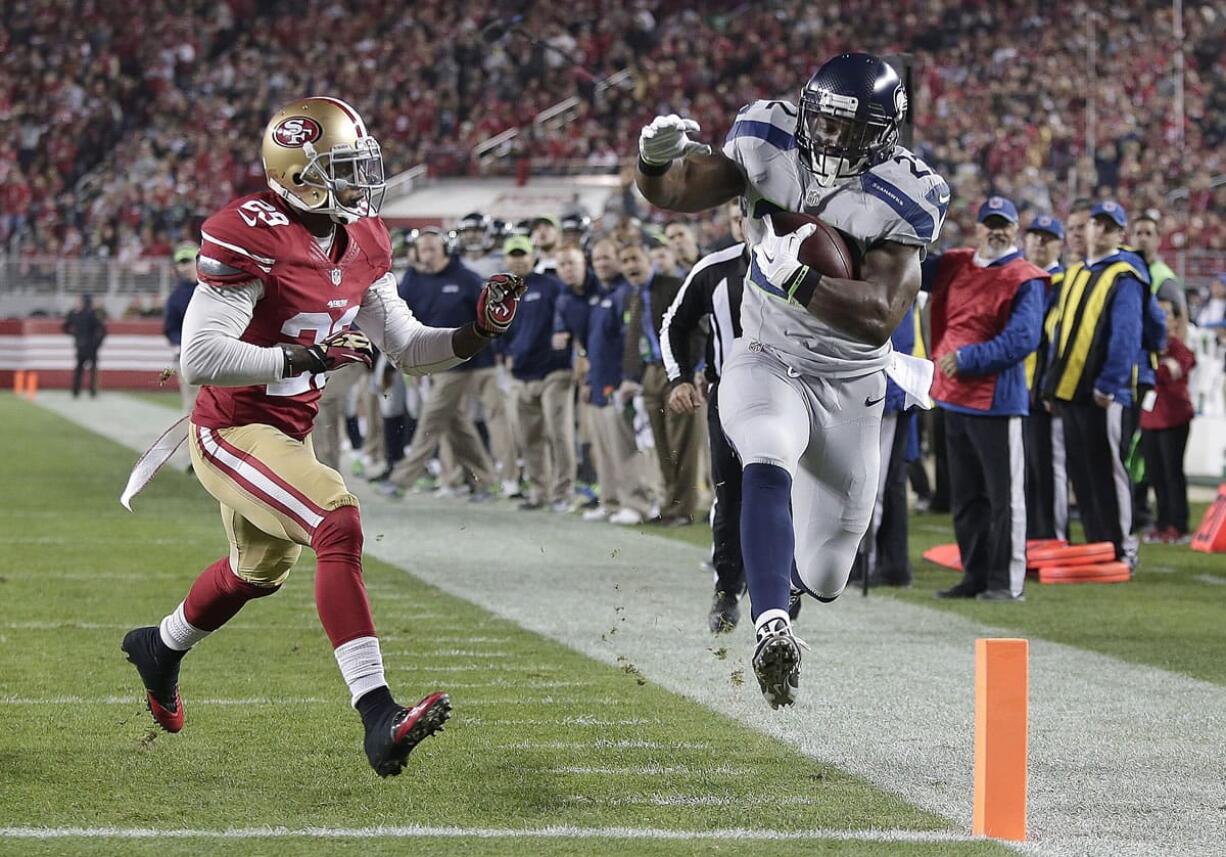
{"left": 504, "top": 271, "right": 571, "bottom": 380}
{"left": 398, "top": 257, "right": 493, "bottom": 371}
{"left": 585, "top": 279, "right": 631, "bottom": 406}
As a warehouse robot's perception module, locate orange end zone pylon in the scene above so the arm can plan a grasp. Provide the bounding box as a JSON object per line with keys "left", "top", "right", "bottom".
{"left": 973, "top": 638, "right": 1028, "bottom": 841}
{"left": 14, "top": 370, "right": 26, "bottom": 395}
{"left": 1191, "top": 485, "right": 1226, "bottom": 554}
{"left": 24, "top": 370, "right": 38, "bottom": 399}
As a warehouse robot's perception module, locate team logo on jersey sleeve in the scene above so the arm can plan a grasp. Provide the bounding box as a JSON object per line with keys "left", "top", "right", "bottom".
{"left": 272, "top": 117, "right": 323, "bottom": 148}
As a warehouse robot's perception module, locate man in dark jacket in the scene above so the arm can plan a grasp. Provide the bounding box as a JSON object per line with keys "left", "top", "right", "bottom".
{"left": 64, "top": 294, "right": 107, "bottom": 397}
{"left": 1043, "top": 201, "right": 1153, "bottom": 570}
{"left": 502, "top": 235, "right": 575, "bottom": 511}
{"left": 386, "top": 230, "right": 496, "bottom": 498}
{"left": 618, "top": 241, "right": 702, "bottom": 525}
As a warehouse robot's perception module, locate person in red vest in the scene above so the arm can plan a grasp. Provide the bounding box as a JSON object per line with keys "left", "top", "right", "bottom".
{"left": 924, "top": 196, "right": 1049, "bottom": 601}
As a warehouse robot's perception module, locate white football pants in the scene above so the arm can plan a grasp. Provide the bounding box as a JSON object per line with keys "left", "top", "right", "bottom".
{"left": 719, "top": 341, "right": 885, "bottom": 599}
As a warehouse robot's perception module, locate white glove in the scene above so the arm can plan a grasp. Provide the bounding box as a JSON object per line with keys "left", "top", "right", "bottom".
{"left": 638, "top": 114, "right": 713, "bottom": 166}
{"left": 751, "top": 214, "right": 816, "bottom": 300}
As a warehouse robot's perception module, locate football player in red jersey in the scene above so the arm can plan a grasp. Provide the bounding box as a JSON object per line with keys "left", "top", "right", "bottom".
{"left": 120, "top": 97, "right": 525, "bottom": 777}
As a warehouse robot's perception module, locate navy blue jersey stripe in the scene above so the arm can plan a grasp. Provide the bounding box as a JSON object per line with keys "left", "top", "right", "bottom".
{"left": 725, "top": 120, "right": 796, "bottom": 151}
{"left": 748, "top": 256, "right": 788, "bottom": 299}
{"left": 860, "top": 173, "right": 935, "bottom": 243}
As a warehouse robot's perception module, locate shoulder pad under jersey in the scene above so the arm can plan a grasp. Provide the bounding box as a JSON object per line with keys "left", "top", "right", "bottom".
{"left": 858, "top": 148, "right": 951, "bottom": 247}
{"left": 198, "top": 192, "right": 291, "bottom": 285}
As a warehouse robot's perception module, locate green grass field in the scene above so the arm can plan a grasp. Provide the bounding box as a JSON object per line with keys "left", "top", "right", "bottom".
{"left": 0, "top": 393, "right": 1012, "bottom": 856}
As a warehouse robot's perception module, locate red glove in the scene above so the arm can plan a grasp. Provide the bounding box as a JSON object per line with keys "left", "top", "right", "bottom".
{"left": 282, "top": 330, "right": 375, "bottom": 376}
{"left": 475, "top": 273, "right": 527, "bottom": 338}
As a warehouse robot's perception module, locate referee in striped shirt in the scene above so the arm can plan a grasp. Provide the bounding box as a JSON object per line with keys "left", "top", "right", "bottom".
{"left": 661, "top": 201, "right": 751, "bottom": 633}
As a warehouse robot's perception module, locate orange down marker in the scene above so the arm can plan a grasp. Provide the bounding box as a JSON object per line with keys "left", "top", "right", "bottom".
{"left": 973, "top": 638, "right": 1028, "bottom": 841}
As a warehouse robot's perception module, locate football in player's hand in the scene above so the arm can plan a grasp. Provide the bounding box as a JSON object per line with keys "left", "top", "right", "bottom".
{"left": 770, "top": 212, "right": 860, "bottom": 279}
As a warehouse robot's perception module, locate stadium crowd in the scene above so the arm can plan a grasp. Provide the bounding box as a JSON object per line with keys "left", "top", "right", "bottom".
{"left": 1, "top": 1, "right": 1224, "bottom": 263}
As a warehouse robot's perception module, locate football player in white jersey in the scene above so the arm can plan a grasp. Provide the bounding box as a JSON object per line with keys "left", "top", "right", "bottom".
{"left": 635, "top": 52, "right": 949, "bottom": 708}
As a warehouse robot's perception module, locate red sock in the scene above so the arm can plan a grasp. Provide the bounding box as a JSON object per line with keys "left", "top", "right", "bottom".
{"left": 312, "top": 506, "right": 376, "bottom": 647}
{"left": 183, "top": 556, "right": 279, "bottom": 632}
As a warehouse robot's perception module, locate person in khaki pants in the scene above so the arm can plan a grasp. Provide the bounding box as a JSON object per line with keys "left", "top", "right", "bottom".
{"left": 617, "top": 241, "right": 703, "bottom": 524}
{"left": 383, "top": 230, "right": 496, "bottom": 497}
{"left": 501, "top": 235, "right": 576, "bottom": 511}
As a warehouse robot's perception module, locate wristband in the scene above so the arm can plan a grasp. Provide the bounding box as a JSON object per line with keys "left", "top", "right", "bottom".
{"left": 471, "top": 320, "right": 498, "bottom": 341}
{"left": 637, "top": 156, "right": 672, "bottom": 177}
{"left": 784, "top": 265, "right": 823, "bottom": 308}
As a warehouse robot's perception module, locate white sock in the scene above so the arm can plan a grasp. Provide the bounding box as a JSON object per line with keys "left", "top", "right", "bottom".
{"left": 158, "top": 602, "right": 211, "bottom": 652}
{"left": 334, "top": 636, "right": 388, "bottom": 707}
{"left": 754, "top": 608, "right": 791, "bottom": 633}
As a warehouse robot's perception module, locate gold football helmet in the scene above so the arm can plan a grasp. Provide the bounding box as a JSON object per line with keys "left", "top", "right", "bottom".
{"left": 261, "top": 96, "right": 386, "bottom": 224}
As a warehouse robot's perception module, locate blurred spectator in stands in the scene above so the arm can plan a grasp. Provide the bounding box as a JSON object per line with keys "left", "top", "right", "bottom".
{"left": 618, "top": 241, "right": 701, "bottom": 525}
{"left": 928, "top": 197, "right": 1047, "bottom": 602}
{"left": 1141, "top": 282, "right": 1196, "bottom": 544}
{"left": 63, "top": 294, "right": 107, "bottom": 398}
{"left": 664, "top": 221, "right": 702, "bottom": 271}
{"left": 530, "top": 216, "right": 562, "bottom": 278}
{"left": 581, "top": 238, "right": 656, "bottom": 524}
{"left": 502, "top": 235, "right": 576, "bottom": 511}
{"left": 1044, "top": 201, "right": 1150, "bottom": 571}
{"left": 385, "top": 230, "right": 496, "bottom": 499}
{"left": 163, "top": 242, "right": 200, "bottom": 414}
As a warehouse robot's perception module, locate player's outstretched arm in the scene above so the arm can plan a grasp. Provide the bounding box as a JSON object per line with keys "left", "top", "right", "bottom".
{"left": 356, "top": 272, "right": 526, "bottom": 375}
{"left": 635, "top": 115, "right": 745, "bottom": 213}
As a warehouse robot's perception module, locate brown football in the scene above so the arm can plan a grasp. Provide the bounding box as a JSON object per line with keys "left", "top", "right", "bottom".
{"left": 770, "top": 211, "right": 860, "bottom": 279}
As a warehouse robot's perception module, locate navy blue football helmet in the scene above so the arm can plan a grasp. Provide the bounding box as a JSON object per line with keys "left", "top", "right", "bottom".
{"left": 795, "top": 52, "right": 907, "bottom": 187}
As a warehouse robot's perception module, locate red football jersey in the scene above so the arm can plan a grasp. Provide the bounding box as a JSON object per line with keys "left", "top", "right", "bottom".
{"left": 192, "top": 190, "right": 392, "bottom": 440}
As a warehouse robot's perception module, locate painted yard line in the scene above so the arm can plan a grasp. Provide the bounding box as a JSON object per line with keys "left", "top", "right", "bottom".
{"left": 550, "top": 764, "right": 743, "bottom": 776}
{"left": 1194, "top": 574, "right": 1226, "bottom": 586}
{"left": 36, "top": 390, "right": 1226, "bottom": 857}
{"left": 566, "top": 795, "right": 822, "bottom": 807}
{"left": 384, "top": 649, "right": 515, "bottom": 658}
{"left": 508, "top": 739, "right": 710, "bottom": 751}
{"left": 472, "top": 716, "right": 660, "bottom": 727}
{"left": 461, "top": 698, "right": 628, "bottom": 707}
{"left": 423, "top": 680, "right": 595, "bottom": 690}
{"left": 0, "top": 825, "right": 989, "bottom": 844}
{"left": 0, "top": 696, "right": 331, "bottom": 705}
{"left": 387, "top": 664, "right": 560, "bottom": 673}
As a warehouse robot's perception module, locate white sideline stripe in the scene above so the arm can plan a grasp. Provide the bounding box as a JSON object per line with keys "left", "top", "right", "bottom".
{"left": 440, "top": 680, "right": 594, "bottom": 689}
{"left": 197, "top": 427, "right": 323, "bottom": 530}
{"left": 0, "top": 826, "right": 983, "bottom": 844}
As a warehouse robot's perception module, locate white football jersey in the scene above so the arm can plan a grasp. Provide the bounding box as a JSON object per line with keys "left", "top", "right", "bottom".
{"left": 722, "top": 99, "right": 950, "bottom": 377}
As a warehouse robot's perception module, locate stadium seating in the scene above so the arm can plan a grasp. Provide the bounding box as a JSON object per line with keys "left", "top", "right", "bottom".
{"left": 0, "top": 0, "right": 1222, "bottom": 264}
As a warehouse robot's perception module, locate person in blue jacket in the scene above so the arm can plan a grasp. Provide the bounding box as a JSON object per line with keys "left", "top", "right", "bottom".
{"left": 501, "top": 235, "right": 576, "bottom": 511}
{"left": 1042, "top": 201, "right": 1152, "bottom": 569}
{"left": 924, "top": 197, "right": 1048, "bottom": 601}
